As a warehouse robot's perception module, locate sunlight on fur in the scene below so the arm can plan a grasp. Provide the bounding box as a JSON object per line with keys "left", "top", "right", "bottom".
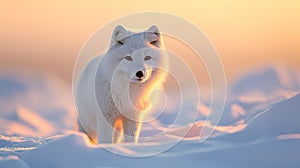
{"left": 113, "top": 118, "right": 124, "bottom": 143}
{"left": 132, "top": 40, "right": 168, "bottom": 143}
{"left": 134, "top": 71, "right": 168, "bottom": 142}
{"left": 76, "top": 25, "right": 169, "bottom": 143}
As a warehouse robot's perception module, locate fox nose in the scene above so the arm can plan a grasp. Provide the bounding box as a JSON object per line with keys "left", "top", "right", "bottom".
{"left": 136, "top": 71, "right": 144, "bottom": 78}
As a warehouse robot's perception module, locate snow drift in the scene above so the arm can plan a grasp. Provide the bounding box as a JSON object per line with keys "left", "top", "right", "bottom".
{"left": 0, "top": 64, "right": 300, "bottom": 168}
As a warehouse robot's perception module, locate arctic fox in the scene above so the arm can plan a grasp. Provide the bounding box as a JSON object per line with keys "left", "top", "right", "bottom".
{"left": 75, "top": 25, "right": 168, "bottom": 143}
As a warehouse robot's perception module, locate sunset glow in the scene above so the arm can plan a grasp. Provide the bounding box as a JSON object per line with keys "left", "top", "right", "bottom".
{"left": 1, "top": 1, "right": 299, "bottom": 82}
{"left": 1, "top": 2, "right": 300, "bottom": 165}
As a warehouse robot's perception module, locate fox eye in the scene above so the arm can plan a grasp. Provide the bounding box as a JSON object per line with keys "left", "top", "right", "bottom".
{"left": 150, "top": 40, "right": 157, "bottom": 45}
{"left": 124, "top": 56, "right": 132, "bottom": 61}
{"left": 118, "top": 41, "right": 124, "bottom": 45}
{"left": 144, "top": 56, "right": 152, "bottom": 60}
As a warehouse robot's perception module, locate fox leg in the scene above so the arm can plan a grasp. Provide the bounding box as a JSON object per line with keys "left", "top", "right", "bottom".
{"left": 112, "top": 118, "right": 124, "bottom": 143}
{"left": 123, "top": 118, "right": 138, "bottom": 143}
{"left": 97, "top": 113, "right": 114, "bottom": 144}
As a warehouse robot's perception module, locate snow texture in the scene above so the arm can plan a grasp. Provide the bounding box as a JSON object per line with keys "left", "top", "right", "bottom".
{"left": 0, "top": 65, "right": 300, "bottom": 168}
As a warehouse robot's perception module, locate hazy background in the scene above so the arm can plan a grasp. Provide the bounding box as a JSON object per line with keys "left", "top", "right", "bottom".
{"left": 1, "top": 0, "right": 300, "bottom": 84}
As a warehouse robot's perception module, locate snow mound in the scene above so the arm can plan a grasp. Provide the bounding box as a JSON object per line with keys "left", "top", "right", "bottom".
{"left": 0, "top": 65, "right": 300, "bottom": 167}
{"left": 0, "top": 69, "right": 75, "bottom": 136}
{"left": 0, "top": 93, "right": 298, "bottom": 167}
{"left": 219, "top": 64, "right": 300, "bottom": 125}
{"left": 231, "top": 64, "right": 300, "bottom": 95}
{"left": 219, "top": 94, "right": 300, "bottom": 142}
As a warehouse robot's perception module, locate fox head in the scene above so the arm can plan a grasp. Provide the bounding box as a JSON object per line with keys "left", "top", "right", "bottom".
{"left": 100, "top": 25, "right": 167, "bottom": 84}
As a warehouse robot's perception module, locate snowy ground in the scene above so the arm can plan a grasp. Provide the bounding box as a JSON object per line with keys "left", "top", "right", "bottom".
{"left": 0, "top": 64, "right": 300, "bottom": 168}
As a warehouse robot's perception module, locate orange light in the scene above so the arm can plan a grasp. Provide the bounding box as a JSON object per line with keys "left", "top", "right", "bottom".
{"left": 113, "top": 118, "right": 124, "bottom": 143}
{"left": 134, "top": 121, "right": 142, "bottom": 143}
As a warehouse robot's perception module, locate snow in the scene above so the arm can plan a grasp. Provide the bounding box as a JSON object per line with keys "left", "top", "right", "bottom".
{"left": 0, "top": 65, "right": 300, "bottom": 168}
{"left": 0, "top": 69, "right": 75, "bottom": 136}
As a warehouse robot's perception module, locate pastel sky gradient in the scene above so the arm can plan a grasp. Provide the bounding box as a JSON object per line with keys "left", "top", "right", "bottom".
{"left": 1, "top": 1, "right": 299, "bottom": 83}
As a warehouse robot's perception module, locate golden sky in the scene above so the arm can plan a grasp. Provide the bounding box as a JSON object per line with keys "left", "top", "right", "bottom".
{"left": 1, "top": 0, "right": 300, "bottom": 83}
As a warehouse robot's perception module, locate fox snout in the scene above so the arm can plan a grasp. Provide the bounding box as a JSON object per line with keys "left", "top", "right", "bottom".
{"left": 131, "top": 68, "right": 151, "bottom": 83}
{"left": 135, "top": 70, "right": 145, "bottom": 79}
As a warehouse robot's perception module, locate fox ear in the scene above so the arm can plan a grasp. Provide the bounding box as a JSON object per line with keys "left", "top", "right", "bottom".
{"left": 145, "top": 25, "right": 161, "bottom": 48}
{"left": 110, "top": 25, "right": 128, "bottom": 47}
